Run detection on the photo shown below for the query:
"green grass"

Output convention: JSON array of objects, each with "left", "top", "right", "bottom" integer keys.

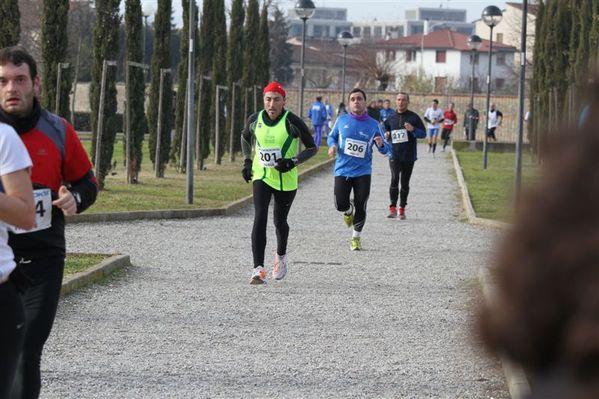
[
  {"left": 85, "top": 138, "right": 330, "bottom": 213},
  {"left": 64, "top": 253, "right": 111, "bottom": 277},
  {"left": 455, "top": 149, "right": 540, "bottom": 221}
]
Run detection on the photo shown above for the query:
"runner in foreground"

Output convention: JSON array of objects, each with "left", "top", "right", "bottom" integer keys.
[{"left": 241, "top": 82, "right": 317, "bottom": 284}]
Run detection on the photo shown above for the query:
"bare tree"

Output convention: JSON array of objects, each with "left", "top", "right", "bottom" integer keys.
[{"left": 351, "top": 44, "right": 395, "bottom": 91}]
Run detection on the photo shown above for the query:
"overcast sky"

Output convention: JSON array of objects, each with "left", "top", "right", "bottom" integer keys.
[{"left": 139, "top": 0, "right": 512, "bottom": 27}]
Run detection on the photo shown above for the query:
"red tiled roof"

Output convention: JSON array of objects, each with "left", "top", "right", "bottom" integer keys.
[{"left": 376, "top": 30, "right": 516, "bottom": 52}]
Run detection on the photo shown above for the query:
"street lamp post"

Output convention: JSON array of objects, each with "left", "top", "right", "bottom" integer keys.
[
  {"left": 467, "top": 34, "right": 482, "bottom": 142},
  {"left": 338, "top": 31, "right": 353, "bottom": 104},
  {"left": 294, "top": 0, "right": 315, "bottom": 119},
  {"left": 481, "top": 5, "right": 503, "bottom": 169}
]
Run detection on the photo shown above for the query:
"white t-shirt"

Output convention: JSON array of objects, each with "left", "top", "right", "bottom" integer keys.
[
  {"left": 0, "top": 123, "right": 32, "bottom": 282},
  {"left": 424, "top": 107, "right": 444, "bottom": 129}
]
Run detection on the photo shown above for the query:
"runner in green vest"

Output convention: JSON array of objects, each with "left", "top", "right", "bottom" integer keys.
[{"left": 241, "top": 82, "right": 317, "bottom": 284}]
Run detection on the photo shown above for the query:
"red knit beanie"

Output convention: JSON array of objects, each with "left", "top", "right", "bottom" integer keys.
[{"left": 263, "top": 81, "right": 286, "bottom": 98}]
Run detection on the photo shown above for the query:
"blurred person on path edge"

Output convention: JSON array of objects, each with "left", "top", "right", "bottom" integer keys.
[
  {"left": 308, "top": 96, "right": 328, "bottom": 147},
  {"left": 423, "top": 99, "right": 444, "bottom": 155},
  {"left": 379, "top": 99, "right": 394, "bottom": 123},
  {"left": 383, "top": 92, "right": 426, "bottom": 220},
  {"left": 241, "top": 82, "right": 317, "bottom": 284},
  {"left": 441, "top": 102, "right": 457, "bottom": 152},
  {"left": 327, "top": 88, "right": 389, "bottom": 251},
  {"left": 0, "top": 46, "right": 98, "bottom": 399},
  {"left": 478, "top": 76, "right": 599, "bottom": 399},
  {"left": 323, "top": 98, "right": 334, "bottom": 137},
  {"left": 0, "top": 122, "right": 35, "bottom": 399}
]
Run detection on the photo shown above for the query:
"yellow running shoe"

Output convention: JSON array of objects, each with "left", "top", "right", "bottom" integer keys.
[
  {"left": 343, "top": 212, "right": 353, "bottom": 228},
  {"left": 350, "top": 237, "right": 362, "bottom": 251}
]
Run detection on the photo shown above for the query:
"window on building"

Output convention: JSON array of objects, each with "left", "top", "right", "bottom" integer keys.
[
  {"left": 374, "top": 27, "right": 383, "bottom": 38},
  {"left": 495, "top": 78, "right": 505, "bottom": 90},
  {"left": 406, "top": 50, "right": 417, "bottom": 62},
  {"left": 496, "top": 53, "right": 506, "bottom": 66},
  {"left": 436, "top": 50, "right": 446, "bottom": 63},
  {"left": 496, "top": 33, "right": 504, "bottom": 43},
  {"left": 385, "top": 50, "right": 396, "bottom": 61},
  {"left": 435, "top": 77, "right": 447, "bottom": 93},
  {"left": 313, "top": 25, "right": 324, "bottom": 38},
  {"left": 363, "top": 27, "right": 371, "bottom": 38},
  {"left": 469, "top": 52, "right": 479, "bottom": 65},
  {"left": 352, "top": 26, "right": 361, "bottom": 37}
]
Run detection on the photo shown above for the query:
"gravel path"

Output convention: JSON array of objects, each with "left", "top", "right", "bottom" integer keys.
[{"left": 42, "top": 145, "right": 509, "bottom": 398}]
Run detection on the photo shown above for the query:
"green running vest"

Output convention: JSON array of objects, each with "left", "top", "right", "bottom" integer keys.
[{"left": 252, "top": 110, "right": 298, "bottom": 191}]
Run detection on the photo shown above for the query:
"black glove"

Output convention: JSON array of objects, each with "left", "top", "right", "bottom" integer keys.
[
  {"left": 274, "top": 158, "right": 295, "bottom": 173},
  {"left": 241, "top": 159, "right": 252, "bottom": 183}
]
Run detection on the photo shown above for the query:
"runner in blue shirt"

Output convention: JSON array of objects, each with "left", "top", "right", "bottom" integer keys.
[
  {"left": 308, "top": 96, "right": 328, "bottom": 147},
  {"left": 327, "top": 88, "right": 390, "bottom": 250},
  {"left": 379, "top": 99, "right": 395, "bottom": 122}
]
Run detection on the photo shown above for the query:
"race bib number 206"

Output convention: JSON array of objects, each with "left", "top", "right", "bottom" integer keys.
[{"left": 344, "top": 138, "right": 367, "bottom": 158}]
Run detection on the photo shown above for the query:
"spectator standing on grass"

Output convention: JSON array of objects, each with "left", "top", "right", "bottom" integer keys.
[
  {"left": 464, "top": 103, "right": 479, "bottom": 141},
  {"left": 0, "top": 46, "right": 98, "bottom": 399}
]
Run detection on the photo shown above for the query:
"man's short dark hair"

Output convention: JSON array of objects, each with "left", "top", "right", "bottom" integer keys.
[
  {"left": 397, "top": 91, "right": 410, "bottom": 102},
  {"left": 432, "top": 99, "right": 439, "bottom": 104},
  {"left": 349, "top": 88, "right": 366, "bottom": 101},
  {"left": 0, "top": 46, "right": 38, "bottom": 79},
  {"left": 316, "top": 96, "right": 322, "bottom": 102}
]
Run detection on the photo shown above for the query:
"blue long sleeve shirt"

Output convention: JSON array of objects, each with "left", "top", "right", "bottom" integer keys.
[
  {"left": 327, "top": 113, "right": 390, "bottom": 177},
  {"left": 309, "top": 101, "right": 328, "bottom": 126}
]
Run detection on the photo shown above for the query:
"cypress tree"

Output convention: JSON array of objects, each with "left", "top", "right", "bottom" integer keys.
[
  {"left": 196, "top": 0, "right": 215, "bottom": 168},
  {"left": 210, "top": 0, "right": 227, "bottom": 164},
  {"left": 125, "top": 0, "right": 146, "bottom": 182},
  {"left": 269, "top": 5, "right": 293, "bottom": 85},
  {"left": 257, "top": 2, "right": 271, "bottom": 87},
  {"left": 575, "top": 0, "right": 593, "bottom": 87},
  {"left": 567, "top": 0, "right": 581, "bottom": 85},
  {"left": 89, "top": 0, "right": 120, "bottom": 188},
  {"left": 0, "top": 0, "right": 20, "bottom": 48},
  {"left": 171, "top": 0, "right": 198, "bottom": 169},
  {"left": 242, "top": 0, "right": 260, "bottom": 114},
  {"left": 225, "top": 0, "right": 245, "bottom": 158},
  {"left": 41, "top": 0, "right": 70, "bottom": 117},
  {"left": 147, "top": 0, "right": 173, "bottom": 177},
  {"left": 530, "top": 0, "right": 546, "bottom": 151},
  {"left": 590, "top": 0, "right": 599, "bottom": 69},
  {"left": 554, "top": 0, "right": 572, "bottom": 113}
]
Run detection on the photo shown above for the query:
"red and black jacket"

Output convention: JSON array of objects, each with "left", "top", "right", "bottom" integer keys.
[{"left": 0, "top": 104, "right": 98, "bottom": 259}]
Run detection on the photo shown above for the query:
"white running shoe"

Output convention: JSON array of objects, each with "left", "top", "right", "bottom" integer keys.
[
  {"left": 273, "top": 254, "right": 288, "bottom": 281},
  {"left": 250, "top": 266, "right": 267, "bottom": 284}
]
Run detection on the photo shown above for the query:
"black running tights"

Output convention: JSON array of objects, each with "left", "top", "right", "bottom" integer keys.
[
  {"left": 0, "top": 280, "right": 25, "bottom": 399},
  {"left": 389, "top": 160, "right": 414, "bottom": 208},
  {"left": 252, "top": 180, "right": 297, "bottom": 267},
  {"left": 11, "top": 255, "right": 64, "bottom": 399},
  {"left": 334, "top": 175, "right": 371, "bottom": 232}
]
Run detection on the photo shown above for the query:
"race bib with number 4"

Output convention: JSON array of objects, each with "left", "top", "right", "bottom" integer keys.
[
  {"left": 344, "top": 138, "right": 367, "bottom": 158},
  {"left": 391, "top": 129, "right": 409, "bottom": 143},
  {"left": 9, "top": 188, "right": 52, "bottom": 234},
  {"left": 258, "top": 148, "right": 282, "bottom": 167}
]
